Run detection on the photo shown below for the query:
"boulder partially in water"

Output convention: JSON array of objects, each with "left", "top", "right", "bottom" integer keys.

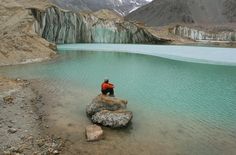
[
  {"left": 86, "top": 95, "right": 128, "bottom": 116},
  {"left": 91, "top": 110, "right": 133, "bottom": 128},
  {"left": 86, "top": 95, "right": 132, "bottom": 128}
]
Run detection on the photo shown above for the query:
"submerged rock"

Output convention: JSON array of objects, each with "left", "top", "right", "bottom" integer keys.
[
  {"left": 86, "top": 94, "right": 127, "bottom": 117},
  {"left": 86, "top": 95, "right": 133, "bottom": 128},
  {"left": 91, "top": 110, "right": 133, "bottom": 128},
  {"left": 85, "top": 124, "right": 104, "bottom": 142}
]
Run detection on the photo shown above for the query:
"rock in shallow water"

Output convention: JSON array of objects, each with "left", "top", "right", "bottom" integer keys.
[
  {"left": 86, "top": 95, "right": 133, "bottom": 128},
  {"left": 91, "top": 110, "right": 133, "bottom": 128},
  {"left": 85, "top": 124, "right": 104, "bottom": 142},
  {"left": 86, "top": 95, "right": 127, "bottom": 117}
]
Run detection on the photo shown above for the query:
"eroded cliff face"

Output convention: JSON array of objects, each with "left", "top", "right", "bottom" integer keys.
[
  {"left": 171, "top": 25, "right": 236, "bottom": 41},
  {"left": 31, "top": 6, "right": 169, "bottom": 44}
]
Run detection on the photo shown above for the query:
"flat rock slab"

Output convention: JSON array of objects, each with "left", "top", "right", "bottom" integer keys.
[
  {"left": 91, "top": 110, "right": 133, "bottom": 128},
  {"left": 86, "top": 95, "right": 127, "bottom": 116},
  {"left": 85, "top": 124, "right": 104, "bottom": 142}
]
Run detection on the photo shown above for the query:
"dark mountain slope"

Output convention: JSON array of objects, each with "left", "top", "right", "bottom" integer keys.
[
  {"left": 49, "top": 0, "right": 153, "bottom": 16},
  {"left": 126, "top": 0, "right": 236, "bottom": 26}
]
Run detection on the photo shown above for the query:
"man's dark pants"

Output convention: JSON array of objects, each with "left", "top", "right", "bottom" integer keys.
[{"left": 102, "top": 88, "right": 114, "bottom": 96}]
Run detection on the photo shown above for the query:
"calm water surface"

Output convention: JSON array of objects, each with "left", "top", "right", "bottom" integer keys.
[{"left": 0, "top": 45, "right": 236, "bottom": 155}]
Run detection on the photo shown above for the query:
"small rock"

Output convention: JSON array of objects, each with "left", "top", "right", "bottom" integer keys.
[
  {"left": 8, "top": 128, "right": 17, "bottom": 134},
  {"left": 26, "top": 136, "right": 33, "bottom": 141},
  {"left": 3, "top": 32, "right": 8, "bottom": 35},
  {"left": 37, "top": 140, "right": 44, "bottom": 148},
  {"left": 38, "top": 95, "right": 43, "bottom": 100},
  {"left": 48, "top": 148, "right": 54, "bottom": 153},
  {"left": 67, "top": 123, "right": 74, "bottom": 127},
  {"left": 51, "top": 142, "right": 57, "bottom": 149},
  {"left": 23, "top": 81, "right": 30, "bottom": 87},
  {"left": 85, "top": 124, "right": 104, "bottom": 142},
  {"left": 3, "top": 96, "right": 14, "bottom": 104},
  {"left": 15, "top": 78, "right": 21, "bottom": 82},
  {"left": 9, "top": 120, "right": 16, "bottom": 124},
  {"left": 3, "top": 151, "right": 10, "bottom": 155},
  {"left": 9, "top": 147, "right": 17, "bottom": 152},
  {"left": 20, "top": 135, "right": 25, "bottom": 139},
  {"left": 53, "top": 150, "right": 59, "bottom": 154}
]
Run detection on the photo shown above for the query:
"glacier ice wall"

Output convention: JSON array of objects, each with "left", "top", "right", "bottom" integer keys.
[{"left": 31, "top": 6, "right": 169, "bottom": 44}]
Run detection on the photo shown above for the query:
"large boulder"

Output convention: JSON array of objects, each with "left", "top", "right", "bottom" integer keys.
[
  {"left": 86, "top": 95, "right": 127, "bottom": 116},
  {"left": 91, "top": 110, "right": 133, "bottom": 128},
  {"left": 86, "top": 95, "right": 133, "bottom": 128}
]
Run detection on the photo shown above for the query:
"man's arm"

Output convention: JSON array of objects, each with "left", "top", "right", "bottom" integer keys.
[{"left": 108, "top": 83, "right": 114, "bottom": 88}]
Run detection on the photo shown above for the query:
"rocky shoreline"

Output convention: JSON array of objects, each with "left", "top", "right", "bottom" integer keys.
[
  {"left": 0, "top": 77, "right": 64, "bottom": 154},
  {"left": 0, "top": 76, "right": 135, "bottom": 154}
]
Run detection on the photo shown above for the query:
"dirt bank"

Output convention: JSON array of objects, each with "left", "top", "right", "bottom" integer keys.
[
  {"left": 0, "top": 0, "right": 56, "bottom": 67},
  {"left": 0, "top": 77, "right": 64, "bottom": 154},
  {"left": 147, "top": 24, "right": 236, "bottom": 47}
]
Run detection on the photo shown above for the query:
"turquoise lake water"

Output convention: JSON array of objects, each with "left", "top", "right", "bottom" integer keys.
[{"left": 0, "top": 44, "right": 236, "bottom": 155}]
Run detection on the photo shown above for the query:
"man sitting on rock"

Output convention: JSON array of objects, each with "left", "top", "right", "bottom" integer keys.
[{"left": 101, "top": 78, "right": 115, "bottom": 97}]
